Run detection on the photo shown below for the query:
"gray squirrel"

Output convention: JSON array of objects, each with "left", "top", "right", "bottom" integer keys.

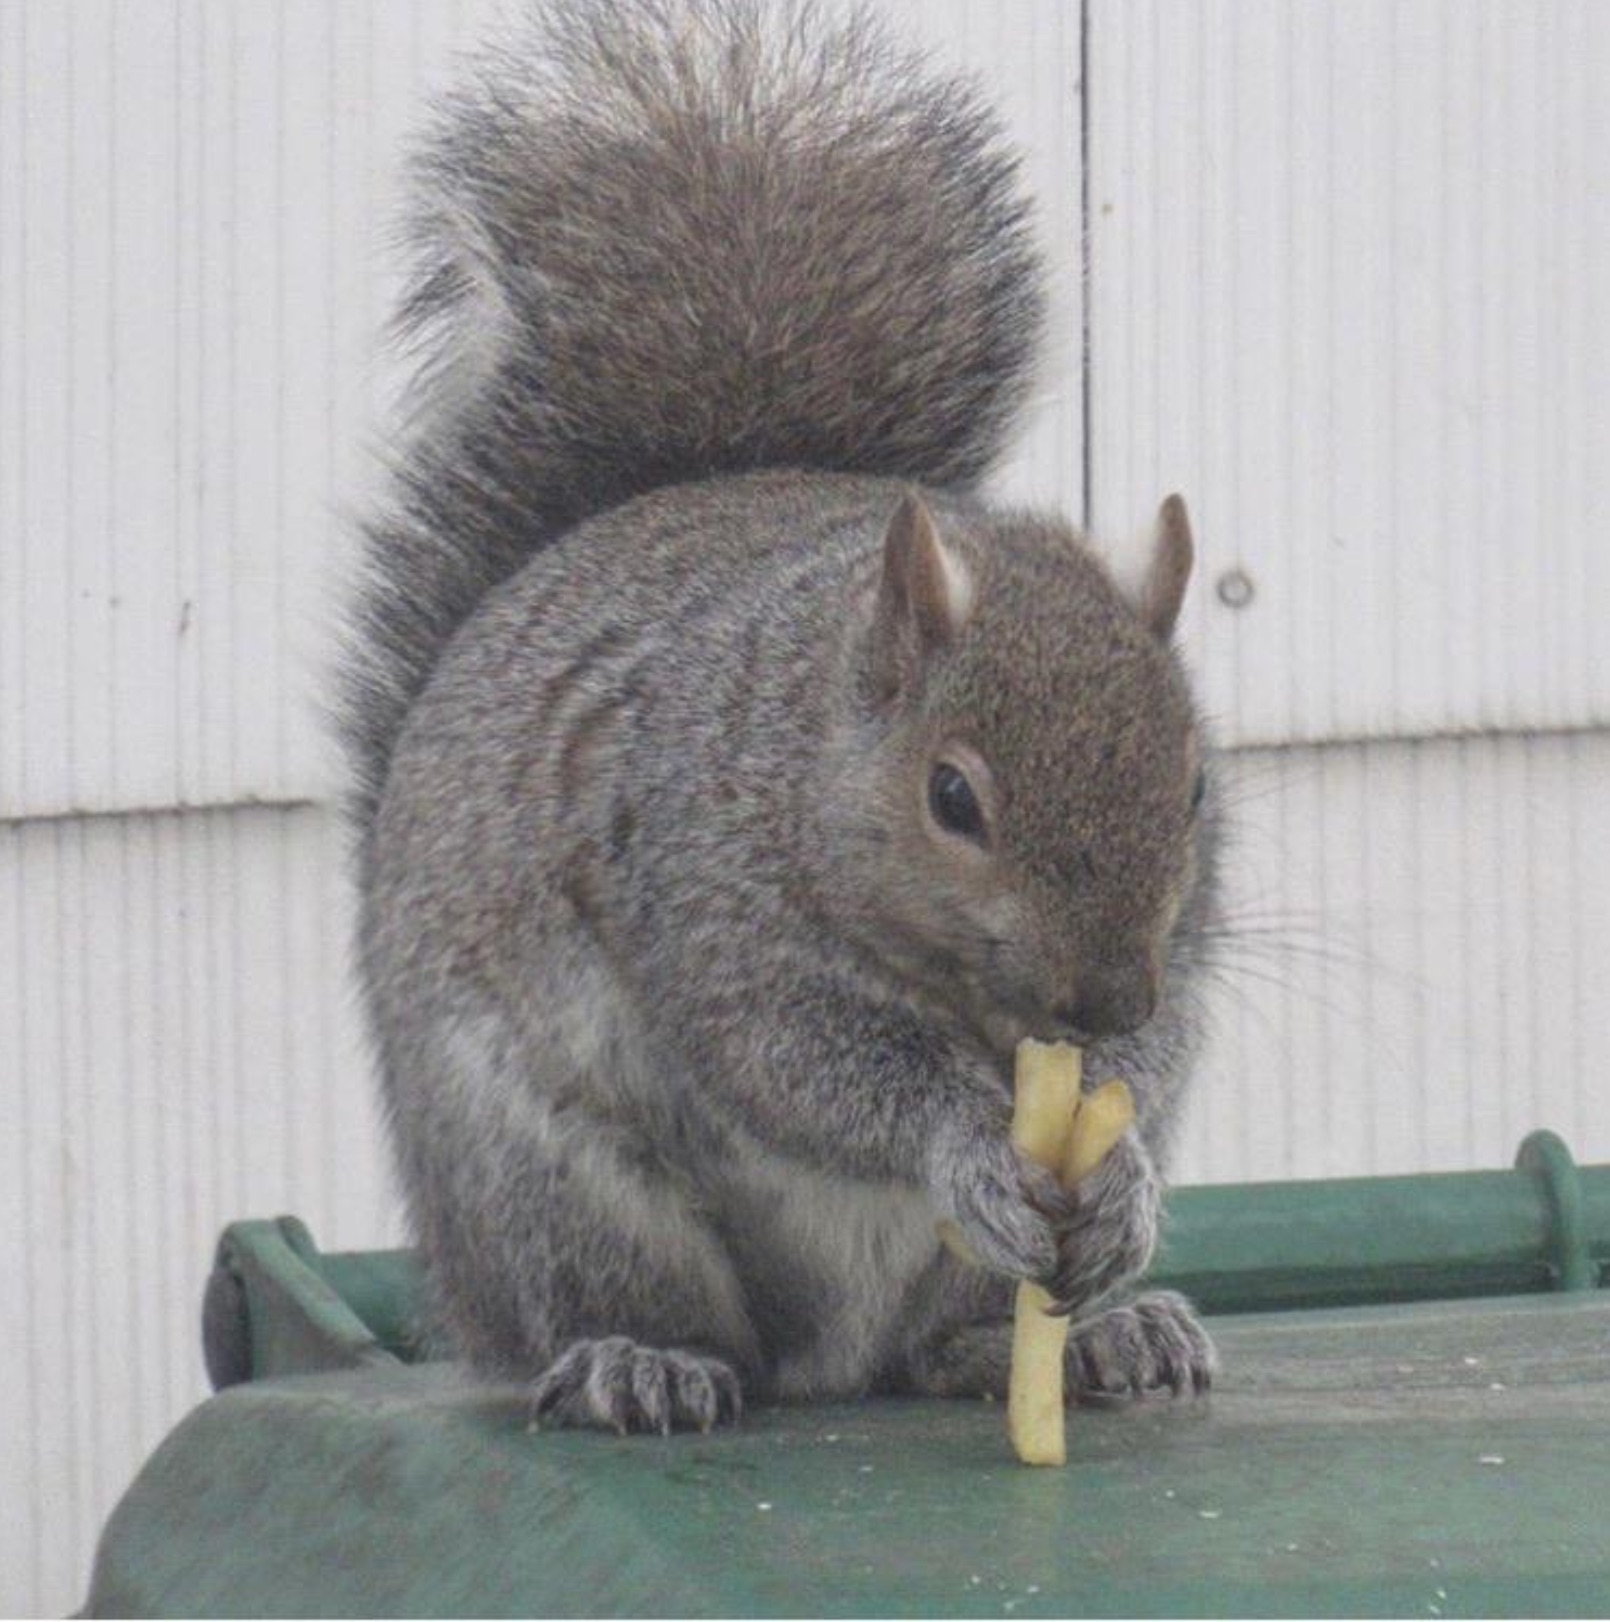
[{"left": 342, "top": 0, "right": 1224, "bottom": 1433}]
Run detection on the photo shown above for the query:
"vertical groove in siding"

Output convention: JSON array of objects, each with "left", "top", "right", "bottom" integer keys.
[
  {"left": 0, "top": 3, "right": 19, "bottom": 810},
  {"left": 1, "top": 818, "right": 39, "bottom": 1609},
  {"left": 273, "top": 5, "right": 288, "bottom": 795},
  {"left": 1566, "top": 735, "right": 1585, "bottom": 1149},
  {"left": 0, "top": 26, "right": 23, "bottom": 1589},
  {"left": 51, "top": 823, "right": 77, "bottom": 1586},
  {"left": 173, "top": 0, "right": 199, "bottom": 803},
  {"left": 224, "top": 0, "right": 244, "bottom": 800}
]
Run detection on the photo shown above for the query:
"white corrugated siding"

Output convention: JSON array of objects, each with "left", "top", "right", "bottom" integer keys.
[
  {"left": 0, "top": 0, "right": 1082, "bottom": 825},
  {"left": 2, "top": 2, "right": 1607, "bottom": 1616},
  {"left": 0, "top": 804, "right": 394, "bottom": 1614},
  {"left": 1179, "top": 730, "right": 1610, "bottom": 1185},
  {"left": 1087, "top": 0, "right": 1610, "bottom": 749},
  {"left": 0, "top": 0, "right": 503, "bottom": 819}
]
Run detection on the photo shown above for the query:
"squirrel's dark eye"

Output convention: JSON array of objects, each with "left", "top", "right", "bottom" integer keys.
[
  {"left": 929, "top": 762, "right": 986, "bottom": 843},
  {"left": 1190, "top": 768, "right": 1207, "bottom": 814}
]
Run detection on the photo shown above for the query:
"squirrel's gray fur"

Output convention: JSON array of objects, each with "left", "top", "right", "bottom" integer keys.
[{"left": 345, "top": 0, "right": 1224, "bottom": 1433}]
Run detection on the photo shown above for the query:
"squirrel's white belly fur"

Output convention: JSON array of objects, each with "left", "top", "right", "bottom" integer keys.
[
  {"left": 716, "top": 1140, "right": 942, "bottom": 1399},
  {"left": 438, "top": 965, "right": 942, "bottom": 1400}
]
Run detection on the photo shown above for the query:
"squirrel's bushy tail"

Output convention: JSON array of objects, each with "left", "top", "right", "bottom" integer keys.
[{"left": 342, "top": 0, "right": 1045, "bottom": 836}]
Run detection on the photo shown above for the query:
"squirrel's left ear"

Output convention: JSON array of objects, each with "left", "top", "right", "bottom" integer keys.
[
  {"left": 1125, "top": 494, "right": 1194, "bottom": 641},
  {"left": 868, "top": 491, "right": 973, "bottom": 703}
]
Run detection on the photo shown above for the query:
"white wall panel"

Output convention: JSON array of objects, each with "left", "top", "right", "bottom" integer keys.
[
  {"left": 0, "top": 0, "right": 1077, "bottom": 824},
  {"left": 0, "top": 804, "right": 397, "bottom": 1618},
  {"left": 1178, "top": 729, "right": 1610, "bottom": 1185},
  {"left": 0, "top": 0, "right": 501, "bottom": 821},
  {"left": 1087, "top": 0, "right": 1610, "bottom": 749}
]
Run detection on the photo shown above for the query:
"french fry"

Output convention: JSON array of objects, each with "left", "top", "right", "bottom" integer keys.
[
  {"left": 1006, "top": 1043, "right": 1135, "bottom": 1467},
  {"left": 1005, "top": 1040, "right": 1084, "bottom": 1465},
  {"left": 1061, "top": 1078, "right": 1135, "bottom": 1184}
]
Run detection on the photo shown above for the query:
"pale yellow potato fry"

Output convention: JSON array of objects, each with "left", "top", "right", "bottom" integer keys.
[
  {"left": 1062, "top": 1079, "right": 1136, "bottom": 1186},
  {"left": 1006, "top": 1040, "right": 1083, "bottom": 1466},
  {"left": 935, "top": 1050, "right": 1131, "bottom": 1270},
  {"left": 1006, "top": 1043, "right": 1135, "bottom": 1467},
  {"left": 1007, "top": 1279, "right": 1068, "bottom": 1464},
  {"left": 1010, "top": 1040, "right": 1086, "bottom": 1164}
]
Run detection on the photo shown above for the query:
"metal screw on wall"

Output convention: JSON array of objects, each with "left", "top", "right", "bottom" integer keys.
[{"left": 1216, "top": 568, "right": 1255, "bottom": 610}]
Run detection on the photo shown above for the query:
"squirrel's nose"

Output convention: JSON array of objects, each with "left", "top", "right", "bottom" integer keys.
[{"left": 1053, "top": 970, "right": 1158, "bottom": 1039}]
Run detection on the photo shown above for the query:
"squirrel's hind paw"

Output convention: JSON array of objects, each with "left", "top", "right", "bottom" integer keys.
[
  {"left": 531, "top": 1337, "right": 743, "bottom": 1435},
  {"left": 1069, "top": 1290, "right": 1217, "bottom": 1401}
]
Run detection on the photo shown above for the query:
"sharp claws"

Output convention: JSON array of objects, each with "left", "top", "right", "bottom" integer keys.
[{"left": 531, "top": 1342, "right": 743, "bottom": 1435}]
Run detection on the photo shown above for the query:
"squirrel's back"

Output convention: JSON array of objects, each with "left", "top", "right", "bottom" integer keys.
[{"left": 341, "top": 0, "right": 1046, "bottom": 848}]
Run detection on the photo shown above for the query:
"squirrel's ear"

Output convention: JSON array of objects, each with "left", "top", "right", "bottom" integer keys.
[
  {"left": 1128, "top": 493, "right": 1194, "bottom": 641},
  {"left": 869, "top": 492, "right": 972, "bottom": 702}
]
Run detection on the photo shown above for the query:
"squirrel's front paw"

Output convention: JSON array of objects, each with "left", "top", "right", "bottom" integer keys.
[
  {"left": 1047, "top": 1130, "right": 1160, "bottom": 1315},
  {"left": 531, "top": 1337, "right": 743, "bottom": 1435},
  {"left": 1069, "top": 1290, "right": 1217, "bottom": 1399},
  {"left": 934, "top": 1130, "right": 1073, "bottom": 1282}
]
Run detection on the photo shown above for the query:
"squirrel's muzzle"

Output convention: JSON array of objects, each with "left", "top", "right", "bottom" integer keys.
[{"left": 1052, "top": 966, "right": 1159, "bottom": 1039}]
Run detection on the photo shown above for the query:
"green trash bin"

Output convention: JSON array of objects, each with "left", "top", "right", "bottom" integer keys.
[{"left": 84, "top": 1131, "right": 1610, "bottom": 1617}]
